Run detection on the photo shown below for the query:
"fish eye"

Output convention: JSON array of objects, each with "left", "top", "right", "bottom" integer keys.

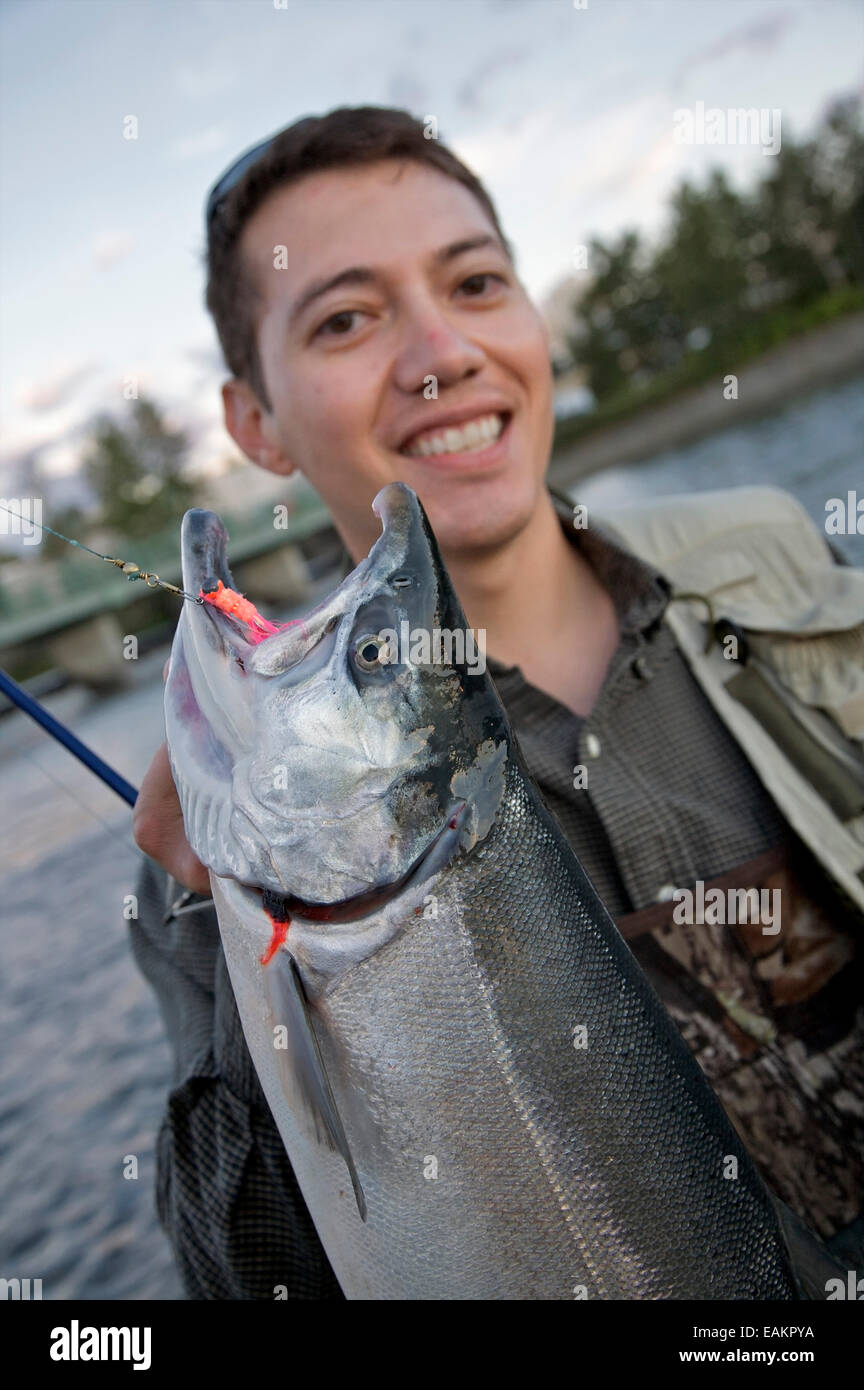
[{"left": 354, "top": 634, "right": 390, "bottom": 671}]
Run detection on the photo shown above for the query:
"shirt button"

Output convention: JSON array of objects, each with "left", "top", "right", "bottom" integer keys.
[
  {"left": 633, "top": 655, "right": 652, "bottom": 679},
  {"left": 656, "top": 883, "right": 677, "bottom": 902},
  {"left": 585, "top": 733, "right": 602, "bottom": 759}
]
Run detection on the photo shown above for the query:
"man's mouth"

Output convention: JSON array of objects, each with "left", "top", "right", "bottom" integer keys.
[{"left": 399, "top": 411, "right": 511, "bottom": 458}]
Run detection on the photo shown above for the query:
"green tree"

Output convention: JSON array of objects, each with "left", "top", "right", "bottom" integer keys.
[
  {"left": 569, "top": 230, "right": 682, "bottom": 399},
  {"left": 39, "top": 504, "right": 90, "bottom": 560},
  {"left": 567, "top": 98, "right": 864, "bottom": 404},
  {"left": 82, "top": 396, "right": 198, "bottom": 541},
  {"left": 655, "top": 168, "right": 757, "bottom": 345},
  {"left": 758, "top": 97, "right": 864, "bottom": 298},
  {"left": 820, "top": 97, "right": 864, "bottom": 284}
]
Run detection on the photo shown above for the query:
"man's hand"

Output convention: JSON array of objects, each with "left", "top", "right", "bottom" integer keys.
[{"left": 133, "top": 660, "right": 211, "bottom": 897}]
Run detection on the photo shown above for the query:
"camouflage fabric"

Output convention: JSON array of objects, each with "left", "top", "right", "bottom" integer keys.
[{"left": 628, "top": 853, "right": 863, "bottom": 1240}]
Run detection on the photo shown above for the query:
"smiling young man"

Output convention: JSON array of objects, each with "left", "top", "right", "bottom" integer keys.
[
  {"left": 132, "top": 107, "right": 864, "bottom": 1300},
  {"left": 217, "top": 148, "right": 620, "bottom": 722}
]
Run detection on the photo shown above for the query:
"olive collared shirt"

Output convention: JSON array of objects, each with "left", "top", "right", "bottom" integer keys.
[
  {"left": 488, "top": 494, "right": 790, "bottom": 915},
  {"left": 130, "top": 489, "right": 864, "bottom": 1300}
]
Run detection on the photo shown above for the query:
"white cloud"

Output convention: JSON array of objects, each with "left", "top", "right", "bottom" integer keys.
[
  {"left": 456, "top": 94, "right": 677, "bottom": 298},
  {"left": 166, "top": 125, "right": 230, "bottom": 162},
  {"left": 677, "top": 8, "right": 797, "bottom": 82},
  {"left": 92, "top": 231, "right": 135, "bottom": 271},
  {"left": 456, "top": 46, "right": 528, "bottom": 112},
  {"left": 38, "top": 439, "right": 82, "bottom": 479},
  {"left": 173, "top": 59, "right": 236, "bottom": 102},
  {"left": 15, "top": 363, "right": 98, "bottom": 414},
  {"left": 0, "top": 425, "right": 58, "bottom": 472}
]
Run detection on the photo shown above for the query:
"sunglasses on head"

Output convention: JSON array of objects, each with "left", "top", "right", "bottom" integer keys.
[{"left": 205, "top": 130, "right": 280, "bottom": 234}]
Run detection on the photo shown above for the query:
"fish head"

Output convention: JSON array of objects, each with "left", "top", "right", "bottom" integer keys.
[{"left": 165, "top": 482, "right": 509, "bottom": 908}]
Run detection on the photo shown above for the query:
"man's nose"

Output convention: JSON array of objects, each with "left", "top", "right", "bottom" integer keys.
[{"left": 392, "top": 299, "right": 486, "bottom": 391}]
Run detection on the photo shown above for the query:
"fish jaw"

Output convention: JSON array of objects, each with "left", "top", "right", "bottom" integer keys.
[
  {"left": 165, "top": 483, "right": 509, "bottom": 902},
  {"left": 213, "top": 796, "right": 468, "bottom": 994}
]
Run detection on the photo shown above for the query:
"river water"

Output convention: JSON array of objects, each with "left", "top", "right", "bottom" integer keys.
[
  {"left": 571, "top": 373, "right": 864, "bottom": 566},
  {"left": 1, "top": 374, "right": 861, "bottom": 1300}
]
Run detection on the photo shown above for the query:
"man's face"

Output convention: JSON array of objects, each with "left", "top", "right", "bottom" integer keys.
[{"left": 225, "top": 158, "right": 555, "bottom": 560}]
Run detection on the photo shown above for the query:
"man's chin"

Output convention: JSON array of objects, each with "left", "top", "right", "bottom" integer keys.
[{"left": 409, "top": 467, "right": 541, "bottom": 558}]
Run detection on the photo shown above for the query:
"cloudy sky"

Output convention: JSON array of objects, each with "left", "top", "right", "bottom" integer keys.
[{"left": 1, "top": 0, "right": 861, "bottom": 497}]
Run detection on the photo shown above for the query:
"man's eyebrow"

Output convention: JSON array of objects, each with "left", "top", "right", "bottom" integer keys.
[
  {"left": 436, "top": 234, "right": 504, "bottom": 263},
  {"left": 287, "top": 234, "right": 507, "bottom": 329}
]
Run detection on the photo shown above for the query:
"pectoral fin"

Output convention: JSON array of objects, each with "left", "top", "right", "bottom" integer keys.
[{"left": 264, "top": 950, "right": 367, "bottom": 1222}]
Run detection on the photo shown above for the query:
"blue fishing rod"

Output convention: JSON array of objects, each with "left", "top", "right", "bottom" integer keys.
[{"left": 0, "top": 666, "right": 139, "bottom": 807}]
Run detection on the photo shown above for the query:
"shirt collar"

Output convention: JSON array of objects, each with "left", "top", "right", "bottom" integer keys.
[
  {"left": 483, "top": 489, "right": 671, "bottom": 681},
  {"left": 332, "top": 486, "right": 672, "bottom": 654},
  {"left": 547, "top": 487, "right": 671, "bottom": 636}
]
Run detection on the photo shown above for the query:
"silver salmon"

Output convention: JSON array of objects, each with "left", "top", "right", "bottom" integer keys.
[{"left": 164, "top": 481, "right": 802, "bottom": 1300}]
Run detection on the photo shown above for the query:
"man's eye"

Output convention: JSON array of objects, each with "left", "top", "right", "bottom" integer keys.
[
  {"left": 458, "top": 273, "right": 505, "bottom": 297},
  {"left": 316, "top": 309, "right": 364, "bottom": 338}
]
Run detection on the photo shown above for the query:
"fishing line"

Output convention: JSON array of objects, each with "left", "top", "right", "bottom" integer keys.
[
  {"left": 0, "top": 667, "right": 138, "bottom": 805},
  {"left": 0, "top": 502, "right": 198, "bottom": 804},
  {"left": 22, "top": 745, "right": 140, "bottom": 856},
  {"left": 0, "top": 503, "right": 203, "bottom": 802},
  {"left": 0, "top": 502, "right": 204, "bottom": 606}
]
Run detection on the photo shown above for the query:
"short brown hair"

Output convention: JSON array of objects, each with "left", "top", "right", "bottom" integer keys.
[{"left": 204, "top": 106, "right": 513, "bottom": 412}]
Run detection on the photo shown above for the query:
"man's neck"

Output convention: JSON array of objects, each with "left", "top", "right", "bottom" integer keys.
[{"left": 443, "top": 491, "right": 621, "bottom": 718}]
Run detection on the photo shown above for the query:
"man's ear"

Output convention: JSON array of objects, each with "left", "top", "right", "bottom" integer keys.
[
  {"left": 257, "top": 445, "right": 296, "bottom": 477},
  {"left": 221, "top": 378, "right": 296, "bottom": 476}
]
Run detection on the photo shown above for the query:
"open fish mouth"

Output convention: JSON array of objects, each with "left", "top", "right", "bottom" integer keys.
[
  {"left": 181, "top": 482, "right": 427, "bottom": 674},
  {"left": 239, "top": 798, "right": 469, "bottom": 928},
  {"left": 168, "top": 479, "right": 507, "bottom": 902},
  {"left": 183, "top": 510, "right": 320, "bottom": 658}
]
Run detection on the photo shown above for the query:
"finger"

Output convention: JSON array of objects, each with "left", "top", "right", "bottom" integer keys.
[
  {"left": 134, "top": 744, "right": 210, "bottom": 896},
  {"left": 175, "top": 849, "right": 212, "bottom": 899}
]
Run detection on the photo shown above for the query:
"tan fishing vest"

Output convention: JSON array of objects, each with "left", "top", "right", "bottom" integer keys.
[{"left": 598, "top": 485, "right": 864, "bottom": 916}]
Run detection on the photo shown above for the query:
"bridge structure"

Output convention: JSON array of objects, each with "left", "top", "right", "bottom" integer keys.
[{"left": 0, "top": 497, "right": 335, "bottom": 691}]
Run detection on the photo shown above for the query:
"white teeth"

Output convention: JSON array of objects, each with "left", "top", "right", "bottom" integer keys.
[{"left": 402, "top": 412, "right": 506, "bottom": 457}]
